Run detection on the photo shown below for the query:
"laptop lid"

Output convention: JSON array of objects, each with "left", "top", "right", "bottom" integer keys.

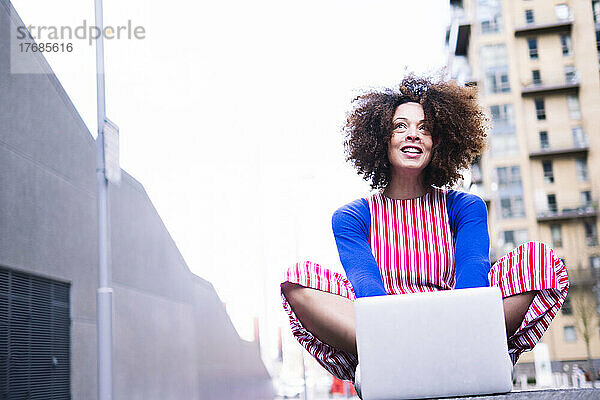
[{"left": 354, "top": 287, "right": 513, "bottom": 400}]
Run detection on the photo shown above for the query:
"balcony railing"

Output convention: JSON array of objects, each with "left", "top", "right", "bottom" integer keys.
[
  {"left": 567, "top": 267, "right": 598, "bottom": 286},
  {"left": 521, "top": 74, "right": 580, "bottom": 96},
  {"left": 514, "top": 17, "right": 573, "bottom": 36},
  {"left": 537, "top": 201, "right": 598, "bottom": 222}
]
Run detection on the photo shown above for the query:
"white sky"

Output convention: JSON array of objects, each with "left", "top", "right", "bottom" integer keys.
[{"left": 12, "top": 0, "right": 450, "bottom": 360}]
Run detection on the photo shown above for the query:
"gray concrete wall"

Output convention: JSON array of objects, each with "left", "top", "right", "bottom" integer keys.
[{"left": 0, "top": 0, "right": 272, "bottom": 398}]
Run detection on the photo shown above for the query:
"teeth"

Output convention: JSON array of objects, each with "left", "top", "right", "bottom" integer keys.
[{"left": 402, "top": 148, "right": 421, "bottom": 153}]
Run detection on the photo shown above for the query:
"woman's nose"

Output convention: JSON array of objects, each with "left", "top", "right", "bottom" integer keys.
[{"left": 405, "top": 131, "right": 421, "bottom": 142}]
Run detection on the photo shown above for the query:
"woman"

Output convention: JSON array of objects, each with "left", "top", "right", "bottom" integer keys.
[{"left": 280, "top": 75, "right": 569, "bottom": 385}]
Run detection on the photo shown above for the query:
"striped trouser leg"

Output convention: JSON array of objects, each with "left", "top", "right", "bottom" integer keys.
[
  {"left": 489, "top": 241, "right": 570, "bottom": 364},
  {"left": 281, "top": 260, "right": 358, "bottom": 381}
]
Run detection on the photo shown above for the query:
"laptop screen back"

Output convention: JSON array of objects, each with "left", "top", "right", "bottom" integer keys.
[{"left": 354, "top": 287, "right": 512, "bottom": 400}]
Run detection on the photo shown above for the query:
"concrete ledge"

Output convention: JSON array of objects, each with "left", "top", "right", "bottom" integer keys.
[{"left": 448, "top": 388, "right": 600, "bottom": 399}]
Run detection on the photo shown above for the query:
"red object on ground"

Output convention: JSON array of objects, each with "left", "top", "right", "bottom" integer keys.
[
  {"left": 330, "top": 376, "right": 357, "bottom": 395},
  {"left": 330, "top": 376, "right": 345, "bottom": 394}
]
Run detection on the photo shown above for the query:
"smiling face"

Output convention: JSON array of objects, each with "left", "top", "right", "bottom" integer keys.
[{"left": 387, "top": 102, "right": 433, "bottom": 179}]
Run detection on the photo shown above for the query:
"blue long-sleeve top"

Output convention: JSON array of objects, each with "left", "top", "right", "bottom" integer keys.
[{"left": 331, "top": 190, "right": 491, "bottom": 298}]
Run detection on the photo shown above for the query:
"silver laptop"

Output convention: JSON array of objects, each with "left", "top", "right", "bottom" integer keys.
[{"left": 354, "top": 287, "right": 513, "bottom": 400}]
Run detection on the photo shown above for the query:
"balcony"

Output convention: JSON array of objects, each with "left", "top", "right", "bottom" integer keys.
[
  {"left": 567, "top": 267, "right": 598, "bottom": 287},
  {"left": 521, "top": 75, "right": 580, "bottom": 97},
  {"left": 529, "top": 145, "right": 588, "bottom": 159},
  {"left": 537, "top": 201, "right": 598, "bottom": 222},
  {"left": 448, "top": 12, "right": 471, "bottom": 57},
  {"left": 448, "top": 16, "right": 471, "bottom": 56},
  {"left": 529, "top": 132, "right": 588, "bottom": 159},
  {"left": 514, "top": 18, "right": 573, "bottom": 37}
]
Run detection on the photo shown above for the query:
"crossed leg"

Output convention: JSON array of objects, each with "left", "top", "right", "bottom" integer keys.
[
  {"left": 281, "top": 281, "right": 536, "bottom": 355},
  {"left": 281, "top": 282, "right": 357, "bottom": 354}
]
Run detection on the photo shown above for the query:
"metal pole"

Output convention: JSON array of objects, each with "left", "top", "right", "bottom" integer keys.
[
  {"left": 293, "top": 217, "right": 308, "bottom": 400},
  {"left": 301, "top": 351, "right": 308, "bottom": 400},
  {"left": 94, "top": 0, "right": 113, "bottom": 398}
]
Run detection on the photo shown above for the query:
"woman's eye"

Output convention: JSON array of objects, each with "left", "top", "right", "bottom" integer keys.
[{"left": 395, "top": 123, "right": 406, "bottom": 130}]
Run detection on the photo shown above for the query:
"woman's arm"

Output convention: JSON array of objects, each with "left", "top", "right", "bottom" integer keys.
[
  {"left": 332, "top": 198, "right": 387, "bottom": 298},
  {"left": 446, "top": 190, "right": 492, "bottom": 289}
]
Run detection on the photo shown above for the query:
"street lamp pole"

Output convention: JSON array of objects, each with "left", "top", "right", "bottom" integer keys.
[{"left": 94, "top": 0, "right": 113, "bottom": 398}]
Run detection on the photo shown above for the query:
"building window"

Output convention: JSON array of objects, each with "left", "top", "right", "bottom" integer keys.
[
  {"left": 562, "top": 295, "right": 572, "bottom": 315},
  {"left": 581, "top": 191, "right": 592, "bottom": 207},
  {"left": 555, "top": 4, "right": 570, "bottom": 20},
  {"left": 480, "top": 44, "right": 509, "bottom": 69},
  {"left": 564, "top": 325, "right": 577, "bottom": 342},
  {"left": 502, "top": 229, "right": 528, "bottom": 249},
  {"left": 481, "top": 44, "right": 510, "bottom": 94},
  {"left": 547, "top": 194, "right": 558, "bottom": 213},
  {"left": 542, "top": 161, "right": 554, "bottom": 183},
  {"left": 525, "top": 9, "right": 535, "bottom": 24},
  {"left": 576, "top": 158, "right": 589, "bottom": 181},
  {"left": 532, "top": 69, "right": 541, "bottom": 85},
  {"left": 481, "top": 19, "right": 502, "bottom": 34},
  {"left": 515, "top": 229, "right": 528, "bottom": 245},
  {"left": 485, "top": 71, "right": 510, "bottom": 94},
  {"left": 591, "top": 255, "right": 600, "bottom": 269},
  {"left": 497, "top": 165, "right": 522, "bottom": 187},
  {"left": 500, "top": 197, "right": 525, "bottom": 218},
  {"left": 535, "top": 98, "right": 546, "bottom": 120},
  {"left": 528, "top": 38, "right": 538, "bottom": 59},
  {"left": 567, "top": 95, "right": 581, "bottom": 119},
  {"left": 497, "top": 166, "right": 525, "bottom": 219},
  {"left": 565, "top": 65, "right": 577, "bottom": 83},
  {"left": 560, "top": 34, "right": 572, "bottom": 56},
  {"left": 594, "top": 0, "right": 600, "bottom": 24},
  {"left": 585, "top": 220, "right": 598, "bottom": 246},
  {"left": 489, "top": 134, "right": 518, "bottom": 158},
  {"left": 539, "top": 131, "right": 549, "bottom": 149},
  {"left": 504, "top": 230, "right": 515, "bottom": 247},
  {"left": 489, "top": 104, "right": 518, "bottom": 157},
  {"left": 489, "top": 104, "right": 514, "bottom": 125},
  {"left": 551, "top": 224, "right": 563, "bottom": 247},
  {"left": 478, "top": 0, "right": 503, "bottom": 34},
  {"left": 572, "top": 126, "right": 587, "bottom": 147}
]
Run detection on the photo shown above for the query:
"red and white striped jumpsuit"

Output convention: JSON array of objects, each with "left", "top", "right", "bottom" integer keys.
[{"left": 281, "top": 189, "right": 569, "bottom": 381}]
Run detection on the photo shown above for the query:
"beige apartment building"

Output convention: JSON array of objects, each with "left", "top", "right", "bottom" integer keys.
[{"left": 448, "top": 0, "right": 600, "bottom": 379}]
